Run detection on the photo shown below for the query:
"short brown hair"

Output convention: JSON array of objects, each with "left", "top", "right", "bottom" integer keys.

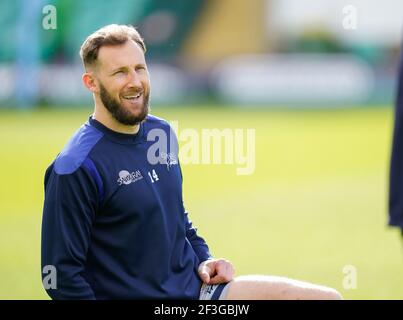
[{"left": 79, "top": 24, "right": 146, "bottom": 69}]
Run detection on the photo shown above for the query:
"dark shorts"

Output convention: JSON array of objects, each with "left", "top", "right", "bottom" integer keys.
[{"left": 199, "top": 282, "right": 231, "bottom": 300}]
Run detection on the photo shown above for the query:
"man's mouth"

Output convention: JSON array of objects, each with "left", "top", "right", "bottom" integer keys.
[{"left": 122, "top": 92, "right": 142, "bottom": 101}]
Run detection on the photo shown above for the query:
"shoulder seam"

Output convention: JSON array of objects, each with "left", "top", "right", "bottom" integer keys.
[{"left": 54, "top": 124, "right": 104, "bottom": 175}]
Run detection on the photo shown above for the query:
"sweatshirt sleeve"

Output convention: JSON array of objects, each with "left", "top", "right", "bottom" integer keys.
[
  {"left": 41, "top": 162, "right": 99, "bottom": 299},
  {"left": 171, "top": 122, "right": 213, "bottom": 263},
  {"left": 184, "top": 207, "right": 213, "bottom": 263}
]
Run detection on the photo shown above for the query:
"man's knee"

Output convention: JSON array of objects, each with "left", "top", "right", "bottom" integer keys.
[{"left": 322, "top": 288, "right": 343, "bottom": 300}]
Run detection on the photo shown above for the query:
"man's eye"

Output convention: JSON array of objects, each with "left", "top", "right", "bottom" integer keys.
[{"left": 114, "top": 70, "right": 124, "bottom": 75}]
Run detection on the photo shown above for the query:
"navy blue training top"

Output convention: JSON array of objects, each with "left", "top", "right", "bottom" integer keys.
[{"left": 41, "top": 115, "right": 212, "bottom": 299}]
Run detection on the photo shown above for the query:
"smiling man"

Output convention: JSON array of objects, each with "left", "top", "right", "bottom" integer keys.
[{"left": 41, "top": 24, "right": 342, "bottom": 300}]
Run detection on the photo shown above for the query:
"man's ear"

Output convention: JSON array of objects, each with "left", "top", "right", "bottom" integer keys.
[{"left": 82, "top": 72, "right": 99, "bottom": 94}]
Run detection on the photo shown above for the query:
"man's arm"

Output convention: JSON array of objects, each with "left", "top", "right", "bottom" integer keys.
[
  {"left": 183, "top": 208, "right": 237, "bottom": 284},
  {"left": 41, "top": 161, "right": 99, "bottom": 299},
  {"left": 173, "top": 126, "right": 230, "bottom": 281},
  {"left": 176, "top": 145, "right": 213, "bottom": 263},
  {"left": 184, "top": 208, "right": 213, "bottom": 263}
]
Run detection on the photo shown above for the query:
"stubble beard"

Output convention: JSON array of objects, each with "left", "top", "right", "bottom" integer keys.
[{"left": 99, "top": 82, "right": 150, "bottom": 126}]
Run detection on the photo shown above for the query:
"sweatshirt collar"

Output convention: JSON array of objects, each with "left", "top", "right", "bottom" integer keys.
[{"left": 88, "top": 116, "right": 145, "bottom": 145}]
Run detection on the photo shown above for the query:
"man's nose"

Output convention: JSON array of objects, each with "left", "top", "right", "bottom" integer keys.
[{"left": 127, "top": 70, "right": 142, "bottom": 88}]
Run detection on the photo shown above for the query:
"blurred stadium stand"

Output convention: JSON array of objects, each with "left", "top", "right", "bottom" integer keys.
[{"left": 0, "top": 0, "right": 401, "bottom": 108}]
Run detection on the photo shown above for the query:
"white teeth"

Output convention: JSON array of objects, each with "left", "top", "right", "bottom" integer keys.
[{"left": 123, "top": 93, "right": 141, "bottom": 99}]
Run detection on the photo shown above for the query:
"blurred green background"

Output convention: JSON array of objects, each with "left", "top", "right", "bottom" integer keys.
[{"left": 0, "top": 105, "right": 402, "bottom": 299}]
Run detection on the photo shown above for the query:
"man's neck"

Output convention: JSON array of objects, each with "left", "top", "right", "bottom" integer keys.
[{"left": 93, "top": 103, "right": 140, "bottom": 135}]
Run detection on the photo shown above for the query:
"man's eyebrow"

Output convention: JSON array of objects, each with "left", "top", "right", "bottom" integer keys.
[
  {"left": 110, "top": 66, "right": 126, "bottom": 73},
  {"left": 110, "top": 64, "right": 146, "bottom": 73}
]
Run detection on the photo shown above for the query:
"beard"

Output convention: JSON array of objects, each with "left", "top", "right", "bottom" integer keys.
[{"left": 99, "top": 82, "right": 150, "bottom": 126}]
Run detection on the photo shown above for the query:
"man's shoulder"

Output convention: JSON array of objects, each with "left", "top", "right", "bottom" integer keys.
[
  {"left": 144, "top": 114, "right": 171, "bottom": 130},
  {"left": 53, "top": 122, "right": 104, "bottom": 175}
]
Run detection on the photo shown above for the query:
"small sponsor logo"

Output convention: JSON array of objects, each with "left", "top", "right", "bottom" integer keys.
[
  {"left": 206, "top": 285, "right": 214, "bottom": 294},
  {"left": 117, "top": 170, "right": 143, "bottom": 186},
  {"left": 161, "top": 152, "right": 178, "bottom": 171}
]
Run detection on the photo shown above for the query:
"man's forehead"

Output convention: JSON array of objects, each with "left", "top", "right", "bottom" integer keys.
[{"left": 97, "top": 40, "right": 146, "bottom": 70}]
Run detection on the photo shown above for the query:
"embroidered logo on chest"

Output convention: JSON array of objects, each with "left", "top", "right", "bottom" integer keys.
[
  {"left": 160, "top": 152, "right": 178, "bottom": 171},
  {"left": 117, "top": 170, "right": 143, "bottom": 186}
]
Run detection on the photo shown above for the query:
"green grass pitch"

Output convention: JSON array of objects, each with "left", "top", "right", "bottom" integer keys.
[{"left": 0, "top": 105, "right": 402, "bottom": 299}]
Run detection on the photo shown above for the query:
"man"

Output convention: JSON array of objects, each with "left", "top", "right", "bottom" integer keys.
[
  {"left": 389, "top": 46, "right": 403, "bottom": 239},
  {"left": 41, "top": 24, "right": 342, "bottom": 300}
]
